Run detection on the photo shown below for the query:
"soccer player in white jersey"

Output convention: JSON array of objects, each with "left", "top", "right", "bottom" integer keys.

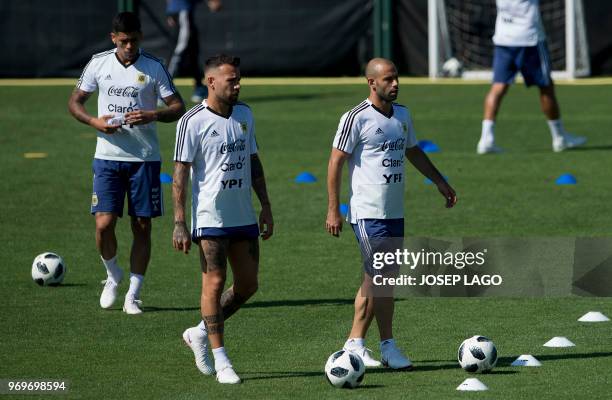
[
  {"left": 326, "top": 58, "right": 457, "bottom": 370},
  {"left": 68, "top": 12, "right": 185, "bottom": 314},
  {"left": 477, "top": 0, "right": 586, "bottom": 154},
  {"left": 172, "top": 55, "right": 273, "bottom": 384}
]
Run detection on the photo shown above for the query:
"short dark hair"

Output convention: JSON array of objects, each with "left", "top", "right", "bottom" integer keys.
[
  {"left": 204, "top": 54, "right": 240, "bottom": 74},
  {"left": 112, "top": 12, "right": 141, "bottom": 33}
]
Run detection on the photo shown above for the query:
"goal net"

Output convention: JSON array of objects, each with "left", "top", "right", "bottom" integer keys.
[{"left": 428, "top": 0, "right": 590, "bottom": 79}]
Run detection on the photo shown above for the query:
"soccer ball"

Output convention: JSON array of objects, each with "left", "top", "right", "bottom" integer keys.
[
  {"left": 31, "top": 252, "right": 66, "bottom": 286},
  {"left": 324, "top": 350, "right": 365, "bottom": 389},
  {"left": 458, "top": 335, "right": 498, "bottom": 373},
  {"left": 442, "top": 57, "right": 463, "bottom": 77}
]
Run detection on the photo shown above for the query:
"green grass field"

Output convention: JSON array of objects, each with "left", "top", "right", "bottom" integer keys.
[{"left": 1, "top": 82, "right": 611, "bottom": 399}]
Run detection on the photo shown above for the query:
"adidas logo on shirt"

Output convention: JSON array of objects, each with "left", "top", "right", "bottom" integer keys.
[
  {"left": 375, "top": 128, "right": 385, "bottom": 135},
  {"left": 105, "top": 74, "right": 112, "bottom": 80},
  {"left": 210, "top": 130, "right": 220, "bottom": 137}
]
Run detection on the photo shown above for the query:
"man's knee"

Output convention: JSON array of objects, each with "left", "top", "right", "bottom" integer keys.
[
  {"left": 235, "top": 277, "right": 258, "bottom": 299},
  {"left": 95, "top": 213, "right": 117, "bottom": 235},
  {"left": 131, "top": 217, "right": 151, "bottom": 237}
]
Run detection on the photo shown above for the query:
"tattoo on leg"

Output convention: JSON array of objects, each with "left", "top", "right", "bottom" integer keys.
[
  {"left": 202, "top": 238, "right": 229, "bottom": 272},
  {"left": 247, "top": 239, "right": 259, "bottom": 262},
  {"left": 221, "top": 288, "right": 248, "bottom": 320},
  {"left": 203, "top": 313, "right": 224, "bottom": 335}
]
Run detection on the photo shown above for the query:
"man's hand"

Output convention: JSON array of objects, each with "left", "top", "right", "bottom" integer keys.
[
  {"left": 125, "top": 110, "right": 157, "bottom": 125},
  {"left": 90, "top": 115, "right": 121, "bottom": 134},
  {"left": 172, "top": 221, "right": 191, "bottom": 254},
  {"left": 208, "top": 0, "right": 222, "bottom": 12},
  {"left": 437, "top": 181, "right": 457, "bottom": 208},
  {"left": 326, "top": 209, "right": 343, "bottom": 237},
  {"left": 259, "top": 205, "right": 274, "bottom": 240}
]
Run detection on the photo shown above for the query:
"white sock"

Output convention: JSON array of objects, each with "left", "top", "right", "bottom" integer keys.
[
  {"left": 197, "top": 320, "right": 208, "bottom": 335},
  {"left": 344, "top": 338, "right": 365, "bottom": 350},
  {"left": 126, "top": 273, "right": 144, "bottom": 299},
  {"left": 380, "top": 338, "right": 396, "bottom": 350},
  {"left": 547, "top": 119, "right": 565, "bottom": 141},
  {"left": 212, "top": 347, "right": 231, "bottom": 370},
  {"left": 101, "top": 255, "right": 122, "bottom": 282},
  {"left": 480, "top": 120, "right": 495, "bottom": 144}
]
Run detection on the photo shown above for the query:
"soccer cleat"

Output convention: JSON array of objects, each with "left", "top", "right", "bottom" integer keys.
[
  {"left": 553, "top": 133, "right": 587, "bottom": 152},
  {"left": 190, "top": 86, "right": 208, "bottom": 103},
  {"left": 182, "top": 327, "right": 215, "bottom": 375},
  {"left": 122, "top": 296, "right": 143, "bottom": 315},
  {"left": 344, "top": 346, "right": 382, "bottom": 368},
  {"left": 216, "top": 365, "right": 241, "bottom": 384},
  {"left": 381, "top": 342, "right": 413, "bottom": 370},
  {"left": 476, "top": 140, "right": 503, "bottom": 155},
  {"left": 99, "top": 270, "right": 123, "bottom": 309}
]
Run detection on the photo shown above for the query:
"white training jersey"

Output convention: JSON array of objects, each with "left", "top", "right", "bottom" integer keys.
[
  {"left": 76, "top": 48, "right": 177, "bottom": 161},
  {"left": 493, "top": 0, "right": 545, "bottom": 47},
  {"left": 174, "top": 102, "right": 258, "bottom": 229},
  {"left": 333, "top": 99, "right": 418, "bottom": 224}
]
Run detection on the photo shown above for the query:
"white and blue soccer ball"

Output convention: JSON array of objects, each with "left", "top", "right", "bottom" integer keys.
[
  {"left": 442, "top": 57, "right": 463, "bottom": 78},
  {"left": 31, "top": 252, "right": 65, "bottom": 286},
  {"left": 324, "top": 350, "right": 365, "bottom": 389},
  {"left": 458, "top": 335, "right": 498, "bottom": 373}
]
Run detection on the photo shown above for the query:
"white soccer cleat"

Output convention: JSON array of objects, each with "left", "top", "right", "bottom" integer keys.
[
  {"left": 122, "top": 296, "right": 143, "bottom": 315},
  {"left": 477, "top": 140, "right": 503, "bottom": 155},
  {"left": 381, "top": 342, "right": 413, "bottom": 370},
  {"left": 99, "top": 270, "right": 123, "bottom": 309},
  {"left": 553, "top": 133, "right": 587, "bottom": 152},
  {"left": 345, "top": 346, "right": 382, "bottom": 368},
  {"left": 216, "top": 365, "right": 241, "bottom": 384},
  {"left": 182, "top": 327, "right": 215, "bottom": 375}
]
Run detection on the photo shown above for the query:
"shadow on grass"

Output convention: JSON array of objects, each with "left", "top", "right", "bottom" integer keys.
[
  {"left": 55, "top": 283, "right": 87, "bottom": 287},
  {"left": 144, "top": 297, "right": 407, "bottom": 312},
  {"left": 497, "top": 351, "right": 612, "bottom": 365},
  {"left": 567, "top": 145, "right": 612, "bottom": 151}
]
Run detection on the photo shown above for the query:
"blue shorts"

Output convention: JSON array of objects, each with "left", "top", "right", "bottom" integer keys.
[
  {"left": 351, "top": 219, "right": 404, "bottom": 277},
  {"left": 91, "top": 159, "right": 163, "bottom": 218},
  {"left": 493, "top": 43, "right": 552, "bottom": 87},
  {"left": 192, "top": 224, "right": 259, "bottom": 242}
]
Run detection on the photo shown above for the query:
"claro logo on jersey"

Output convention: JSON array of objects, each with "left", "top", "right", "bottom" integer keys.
[
  {"left": 220, "top": 139, "right": 246, "bottom": 154},
  {"left": 379, "top": 138, "right": 405, "bottom": 152},
  {"left": 107, "top": 86, "right": 140, "bottom": 98},
  {"left": 108, "top": 100, "right": 139, "bottom": 113}
]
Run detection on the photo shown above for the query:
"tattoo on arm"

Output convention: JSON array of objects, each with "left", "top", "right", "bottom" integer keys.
[
  {"left": 250, "top": 154, "right": 270, "bottom": 207},
  {"left": 203, "top": 313, "right": 224, "bottom": 335},
  {"left": 220, "top": 288, "right": 248, "bottom": 321},
  {"left": 172, "top": 162, "right": 191, "bottom": 225}
]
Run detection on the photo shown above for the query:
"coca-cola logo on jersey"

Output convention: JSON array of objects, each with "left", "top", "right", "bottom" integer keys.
[
  {"left": 107, "top": 86, "right": 140, "bottom": 98},
  {"left": 380, "top": 138, "right": 405, "bottom": 152},
  {"left": 220, "top": 139, "right": 246, "bottom": 154}
]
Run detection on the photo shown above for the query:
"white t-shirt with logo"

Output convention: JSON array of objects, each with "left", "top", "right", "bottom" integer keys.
[
  {"left": 174, "top": 102, "right": 258, "bottom": 228},
  {"left": 493, "top": 0, "right": 545, "bottom": 47},
  {"left": 333, "top": 99, "right": 418, "bottom": 224},
  {"left": 77, "top": 48, "right": 176, "bottom": 161}
]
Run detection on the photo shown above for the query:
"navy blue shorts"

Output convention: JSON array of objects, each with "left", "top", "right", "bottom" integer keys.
[
  {"left": 91, "top": 159, "right": 163, "bottom": 218},
  {"left": 493, "top": 43, "right": 552, "bottom": 87},
  {"left": 351, "top": 219, "right": 404, "bottom": 277},
  {"left": 192, "top": 224, "right": 259, "bottom": 242}
]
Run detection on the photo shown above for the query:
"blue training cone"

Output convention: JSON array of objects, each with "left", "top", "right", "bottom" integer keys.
[
  {"left": 160, "top": 173, "right": 173, "bottom": 184},
  {"left": 295, "top": 171, "right": 317, "bottom": 183},
  {"left": 555, "top": 173, "right": 577, "bottom": 185},
  {"left": 418, "top": 139, "right": 440, "bottom": 153},
  {"left": 339, "top": 204, "right": 349, "bottom": 216}
]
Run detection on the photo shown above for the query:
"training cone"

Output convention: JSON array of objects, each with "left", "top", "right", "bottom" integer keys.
[
  {"left": 511, "top": 354, "right": 542, "bottom": 367},
  {"left": 417, "top": 139, "right": 440, "bottom": 153},
  {"left": 295, "top": 172, "right": 317, "bottom": 183},
  {"left": 456, "top": 378, "right": 488, "bottom": 391},
  {"left": 578, "top": 311, "right": 610, "bottom": 322},
  {"left": 339, "top": 204, "right": 349, "bottom": 216},
  {"left": 160, "top": 173, "right": 172, "bottom": 184},
  {"left": 555, "top": 173, "right": 577, "bottom": 185},
  {"left": 543, "top": 337, "right": 575, "bottom": 347}
]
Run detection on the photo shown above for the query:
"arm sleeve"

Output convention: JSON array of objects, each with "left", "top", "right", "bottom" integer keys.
[
  {"left": 174, "top": 115, "right": 199, "bottom": 162},
  {"left": 76, "top": 57, "right": 98, "bottom": 93},
  {"left": 332, "top": 111, "right": 360, "bottom": 154},
  {"left": 249, "top": 115, "right": 258, "bottom": 155},
  {"left": 156, "top": 63, "right": 177, "bottom": 99}
]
